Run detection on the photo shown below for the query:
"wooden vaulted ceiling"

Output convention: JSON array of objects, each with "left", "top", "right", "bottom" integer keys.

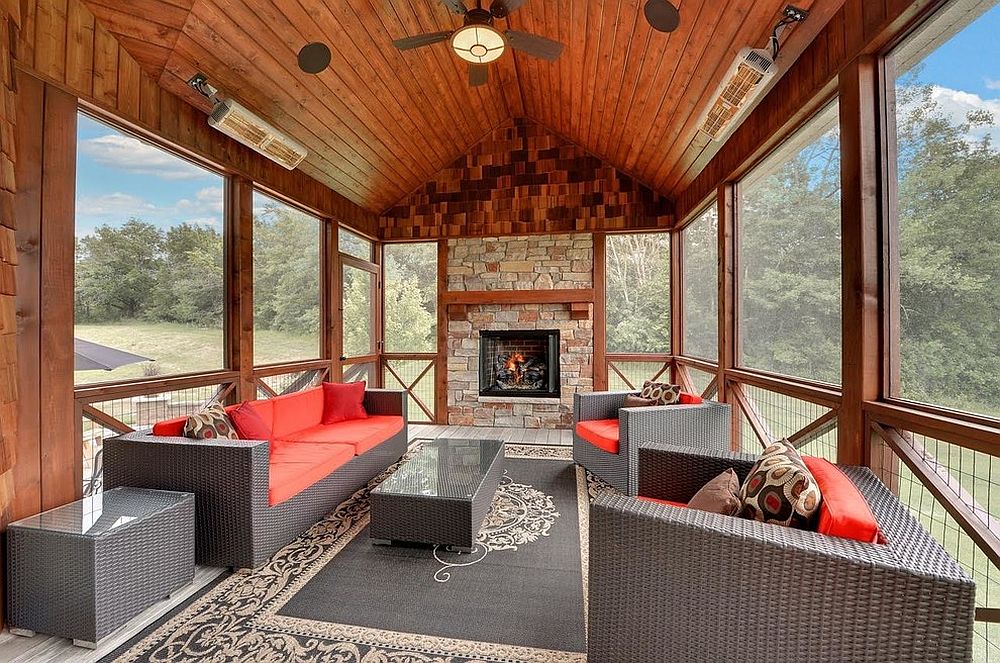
[{"left": 82, "top": 0, "right": 844, "bottom": 214}]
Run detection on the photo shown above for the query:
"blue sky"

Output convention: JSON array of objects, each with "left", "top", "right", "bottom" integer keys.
[
  {"left": 75, "top": 114, "right": 225, "bottom": 238},
  {"left": 916, "top": 2, "right": 1000, "bottom": 97}
]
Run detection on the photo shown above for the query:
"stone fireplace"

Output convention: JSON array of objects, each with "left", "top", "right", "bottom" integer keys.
[
  {"left": 446, "top": 234, "right": 594, "bottom": 429},
  {"left": 479, "top": 329, "right": 561, "bottom": 398}
]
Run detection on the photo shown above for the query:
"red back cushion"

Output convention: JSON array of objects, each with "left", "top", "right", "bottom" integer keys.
[
  {"left": 803, "top": 456, "right": 883, "bottom": 544},
  {"left": 322, "top": 381, "right": 369, "bottom": 424},
  {"left": 230, "top": 399, "right": 274, "bottom": 439},
  {"left": 152, "top": 415, "right": 188, "bottom": 437},
  {"left": 679, "top": 392, "right": 703, "bottom": 404},
  {"left": 270, "top": 387, "right": 324, "bottom": 439}
]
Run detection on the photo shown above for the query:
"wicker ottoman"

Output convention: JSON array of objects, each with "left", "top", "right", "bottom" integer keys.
[
  {"left": 6, "top": 487, "right": 195, "bottom": 648},
  {"left": 371, "top": 438, "right": 505, "bottom": 551}
]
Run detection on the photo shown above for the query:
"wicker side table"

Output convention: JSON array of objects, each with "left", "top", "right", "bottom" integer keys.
[{"left": 6, "top": 487, "right": 195, "bottom": 648}]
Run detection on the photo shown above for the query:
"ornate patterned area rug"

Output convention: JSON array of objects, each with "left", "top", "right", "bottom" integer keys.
[{"left": 102, "top": 442, "right": 590, "bottom": 663}]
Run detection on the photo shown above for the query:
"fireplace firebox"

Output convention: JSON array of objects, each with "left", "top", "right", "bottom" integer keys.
[{"left": 479, "top": 330, "right": 560, "bottom": 398}]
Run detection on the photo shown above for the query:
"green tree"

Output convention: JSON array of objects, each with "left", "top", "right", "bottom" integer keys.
[
  {"left": 75, "top": 219, "right": 163, "bottom": 321},
  {"left": 149, "top": 223, "right": 224, "bottom": 325},
  {"left": 605, "top": 233, "right": 671, "bottom": 353},
  {"left": 253, "top": 201, "right": 321, "bottom": 336}
]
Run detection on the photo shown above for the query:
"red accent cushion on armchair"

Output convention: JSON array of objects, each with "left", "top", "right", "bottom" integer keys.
[
  {"left": 575, "top": 419, "right": 620, "bottom": 454},
  {"left": 679, "top": 392, "right": 703, "bottom": 404},
  {"left": 322, "top": 381, "right": 368, "bottom": 424},
  {"left": 803, "top": 456, "right": 883, "bottom": 544}
]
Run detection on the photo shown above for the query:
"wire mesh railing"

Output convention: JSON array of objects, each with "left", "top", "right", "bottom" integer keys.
[
  {"left": 382, "top": 356, "right": 436, "bottom": 423},
  {"left": 730, "top": 382, "right": 838, "bottom": 461},
  {"left": 606, "top": 357, "right": 671, "bottom": 392}
]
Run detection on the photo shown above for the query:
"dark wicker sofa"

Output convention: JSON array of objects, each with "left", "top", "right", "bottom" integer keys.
[
  {"left": 104, "top": 389, "right": 408, "bottom": 569},
  {"left": 573, "top": 390, "right": 731, "bottom": 495},
  {"left": 588, "top": 443, "right": 976, "bottom": 663}
]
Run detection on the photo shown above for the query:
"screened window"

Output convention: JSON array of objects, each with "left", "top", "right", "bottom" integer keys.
[
  {"left": 252, "top": 192, "right": 322, "bottom": 364},
  {"left": 605, "top": 233, "right": 670, "bottom": 354},
  {"left": 682, "top": 206, "right": 718, "bottom": 361},
  {"left": 738, "top": 101, "right": 842, "bottom": 384},
  {"left": 339, "top": 227, "right": 373, "bottom": 261},
  {"left": 342, "top": 264, "right": 376, "bottom": 357},
  {"left": 383, "top": 242, "right": 437, "bottom": 353},
  {"left": 890, "top": 3, "right": 1000, "bottom": 419},
  {"left": 74, "top": 113, "right": 225, "bottom": 384}
]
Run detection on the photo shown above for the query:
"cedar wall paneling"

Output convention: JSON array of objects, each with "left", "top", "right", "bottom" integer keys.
[
  {"left": 676, "top": 0, "right": 940, "bottom": 219},
  {"left": 16, "top": 0, "right": 378, "bottom": 235},
  {"left": 381, "top": 119, "right": 674, "bottom": 240}
]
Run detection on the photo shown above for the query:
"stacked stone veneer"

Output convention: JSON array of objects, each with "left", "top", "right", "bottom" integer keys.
[{"left": 447, "top": 234, "right": 594, "bottom": 429}]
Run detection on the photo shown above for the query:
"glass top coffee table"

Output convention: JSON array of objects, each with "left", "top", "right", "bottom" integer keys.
[{"left": 370, "top": 438, "right": 505, "bottom": 552}]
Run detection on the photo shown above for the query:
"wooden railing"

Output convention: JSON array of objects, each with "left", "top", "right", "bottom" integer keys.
[{"left": 381, "top": 353, "right": 436, "bottom": 423}]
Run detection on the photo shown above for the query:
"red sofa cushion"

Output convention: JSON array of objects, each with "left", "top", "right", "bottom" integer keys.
[
  {"left": 153, "top": 415, "right": 188, "bottom": 437},
  {"left": 270, "top": 387, "right": 324, "bottom": 439},
  {"left": 679, "top": 392, "right": 703, "bottom": 404},
  {"left": 803, "top": 456, "right": 883, "bottom": 544},
  {"left": 575, "top": 419, "right": 620, "bottom": 454},
  {"left": 638, "top": 496, "right": 687, "bottom": 508},
  {"left": 322, "top": 381, "right": 368, "bottom": 424},
  {"left": 230, "top": 399, "right": 274, "bottom": 439},
  {"left": 267, "top": 439, "right": 354, "bottom": 506},
  {"left": 281, "top": 415, "right": 405, "bottom": 455}
]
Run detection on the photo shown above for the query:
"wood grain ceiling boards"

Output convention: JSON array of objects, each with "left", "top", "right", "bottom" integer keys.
[{"left": 81, "top": 0, "right": 845, "bottom": 213}]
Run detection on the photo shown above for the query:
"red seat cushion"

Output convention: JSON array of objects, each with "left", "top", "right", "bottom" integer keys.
[
  {"left": 281, "top": 415, "right": 405, "bottom": 455},
  {"left": 322, "top": 381, "right": 368, "bottom": 424},
  {"left": 679, "top": 392, "right": 703, "bottom": 404},
  {"left": 803, "top": 456, "right": 883, "bottom": 544},
  {"left": 638, "top": 496, "right": 687, "bottom": 508},
  {"left": 229, "top": 399, "right": 274, "bottom": 439},
  {"left": 270, "top": 387, "right": 324, "bottom": 439},
  {"left": 152, "top": 415, "right": 188, "bottom": 437},
  {"left": 267, "top": 440, "right": 354, "bottom": 506},
  {"left": 575, "top": 419, "right": 620, "bottom": 454}
]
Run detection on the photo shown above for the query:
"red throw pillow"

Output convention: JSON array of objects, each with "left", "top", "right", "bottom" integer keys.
[
  {"left": 803, "top": 456, "right": 883, "bottom": 544},
  {"left": 679, "top": 392, "right": 703, "bottom": 404},
  {"left": 322, "top": 381, "right": 368, "bottom": 424},
  {"left": 230, "top": 401, "right": 273, "bottom": 440}
]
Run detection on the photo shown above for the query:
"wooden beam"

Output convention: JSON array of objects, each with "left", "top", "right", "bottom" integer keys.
[
  {"left": 669, "top": 229, "right": 683, "bottom": 384},
  {"left": 435, "top": 239, "right": 448, "bottom": 424},
  {"left": 80, "top": 404, "right": 134, "bottom": 435},
  {"left": 724, "top": 368, "right": 843, "bottom": 410},
  {"left": 593, "top": 232, "right": 608, "bottom": 391},
  {"left": 330, "top": 221, "right": 343, "bottom": 381},
  {"left": 838, "top": 55, "right": 881, "bottom": 466},
  {"left": 226, "top": 176, "right": 255, "bottom": 402},
  {"left": 39, "top": 83, "right": 78, "bottom": 510},
  {"left": 73, "top": 370, "right": 240, "bottom": 403},
  {"left": 569, "top": 301, "right": 590, "bottom": 320},
  {"left": 441, "top": 288, "right": 595, "bottom": 306},
  {"left": 729, "top": 381, "right": 773, "bottom": 448},
  {"left": 788, "top": 410, "right": 840, "bottom": 450},
  {"left": 716, "top": 183, "right": 740, "bottom": 450}
]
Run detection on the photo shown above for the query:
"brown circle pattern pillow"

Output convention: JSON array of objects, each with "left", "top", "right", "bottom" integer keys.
[
  {"left": 740, "top": 439, "right": 822, "bottom": 528},
  {"left": 639, "top": 380, "right": 682, "bottom": 406},
  {"left": 183, "top": 402, "right": 238, "bottom": 440}
]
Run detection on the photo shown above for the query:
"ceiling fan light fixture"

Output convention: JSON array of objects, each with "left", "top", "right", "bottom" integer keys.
[
  {"left": 644, "top": 0, "right": 680, "bottom": 33},
  {"left": 451, "top": 24, "right": 505, "bottom": 64}
]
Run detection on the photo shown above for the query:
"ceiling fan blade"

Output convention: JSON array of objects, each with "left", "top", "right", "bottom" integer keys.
[
  {"left": 489, "top": 0, "right": 526, "bottom": 18},
  {"left": 441, "top": 0, "right": 467, "bottom": 14},
  {"left": 505, "top": 30, "right": 564, "bottom": 61},
  {"left": 392, "top": 32, "right": 453, "bottom": 50},
  {"left": 469, "top": 63, "right": 489, "bottom": 87}
]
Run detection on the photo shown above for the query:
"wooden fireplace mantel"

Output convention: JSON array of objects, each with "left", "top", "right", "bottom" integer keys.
[{"left": 442, "top": 288, "right": 594, "bottom": 321}]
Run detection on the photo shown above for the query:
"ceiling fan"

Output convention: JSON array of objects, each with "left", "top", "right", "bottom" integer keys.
[{"left": 391, "top": 0, "right": 565, "bottom": 87}]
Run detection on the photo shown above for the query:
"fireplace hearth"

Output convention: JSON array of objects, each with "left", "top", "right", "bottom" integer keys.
[{"left": 479, "top": 330, "right": 560, "bottom": 398}]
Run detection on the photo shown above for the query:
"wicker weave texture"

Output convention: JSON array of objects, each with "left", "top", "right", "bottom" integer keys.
[
  {"left": 588, "top": 445, "right": 976, "bottom": 663},
  {"left": 105, "top": 390, "right": 409, "bottom": 568},
  {"left": 6, "top": 489, "right": 195, "bottom": 644}
]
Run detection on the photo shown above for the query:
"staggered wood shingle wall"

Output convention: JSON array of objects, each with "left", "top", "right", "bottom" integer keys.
[
  {"left": 0, "top": 0, "right": 18, "bottom": 532},
  {"left": 380, "top": 119, "right": 674, "bottom": 240}
]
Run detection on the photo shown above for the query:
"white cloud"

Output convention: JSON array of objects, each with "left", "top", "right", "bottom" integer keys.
[
  {"left": 76, "top": 187, "right": 225, "bottom": 235},
  {"left": 928, "top": 85, "right": 1000, "bottom": 146},
  {"left": 76, "top": 192, "right": 157, "bottom": 218},
  {"left": 985, "top": 78, "right": 1000, "bottom": 91},
  {"left": 79, "top": 134, "right": 210, "bottom": 181}
]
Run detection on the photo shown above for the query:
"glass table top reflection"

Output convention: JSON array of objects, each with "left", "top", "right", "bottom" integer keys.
[{"left": 373, "top": 438, "right": 505, "bottom": 499}]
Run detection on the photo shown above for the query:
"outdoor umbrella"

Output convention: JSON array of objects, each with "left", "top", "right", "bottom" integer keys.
[{"left": 74, "top": 338, "right": 153, "bottom": 371}]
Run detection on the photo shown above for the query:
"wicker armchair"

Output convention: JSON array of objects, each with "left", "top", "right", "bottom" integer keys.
[
  {"left": 104, "top": 389, "right": 408, "bottom": 569},
  {"left": 572, "top": 390, "right": 731, "bottom": 495},
  {"left": 588, "top": 444, "right": 976, "bottom": 663}
]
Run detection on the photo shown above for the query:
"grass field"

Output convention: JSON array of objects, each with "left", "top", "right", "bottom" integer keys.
[{"left": 74, "top": 321, "right": 320, "bottom": 384}]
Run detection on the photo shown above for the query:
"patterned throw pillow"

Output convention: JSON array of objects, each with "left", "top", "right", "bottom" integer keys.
[
  {"left": 740, "top": 439, "right": 822, "bottom": 528},
  {"left": 622, "top": 394, "right": 657, "bottom": 408},
  {"left": 639, "top": 380, "right": 682, "bottom": 406},
  {"left": 183, "top": 402, "right": 238, "bottom": 440}
]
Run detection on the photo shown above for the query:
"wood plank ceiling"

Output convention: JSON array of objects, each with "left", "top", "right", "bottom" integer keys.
[{"left": 82, "top": 0, "right": 844, "bottom": 213}]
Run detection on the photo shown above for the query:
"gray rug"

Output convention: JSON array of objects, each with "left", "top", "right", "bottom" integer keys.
[{"left": 104, "top": 442, "right": 591, "bottom": 663}]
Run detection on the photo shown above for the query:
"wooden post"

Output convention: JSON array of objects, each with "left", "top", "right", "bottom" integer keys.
[
  {"left": 373, "top": 241, "right": 383, "bottom": 389},
  {"left": 330, "top": 222, "right": 343, "bottom": 381},
  {"left": 593, "top": 232, "right": 608, "bottom": 391},
  {"left": 838, "top": 55, "right": 881, "bottom": 467},
  {"left": 435, "top": 239, "right": 448, "bottom": 423},
  {"left": 321, "top": 217, "right": 335, "bottom": 379},
  {"left": 669, "top": 229, "right": 684, "bottom": 383},
  {"left": 226, "top": 176, "right": 255, "bottom": 401},
  {"left": 717, "top": 183, "right": 741, "bottom": 450}
]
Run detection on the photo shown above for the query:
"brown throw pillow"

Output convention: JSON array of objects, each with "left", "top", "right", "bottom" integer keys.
[
  {"left": 740, "top": 439, "right": 822, "bottom": 528},
  {"left": 687, "top": 468, "right": 742, "bottom": 516},
  {"left": 639, "top": 380, "right": 682, "bottom": 406},
  {"left": 622, "top": 395, "right": 657, "bottom": 408},
  {"left": 183, "top": 402, "right": 238, "bottom": 440}
]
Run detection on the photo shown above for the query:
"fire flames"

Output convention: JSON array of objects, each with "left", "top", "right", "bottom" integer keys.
[{"left": 505, "top": 352, "right": 527, "bottom": 384}]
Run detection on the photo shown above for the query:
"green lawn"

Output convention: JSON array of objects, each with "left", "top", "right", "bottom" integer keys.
[{"left": 74, "top": 321, "right": 320, "bottom": 384}]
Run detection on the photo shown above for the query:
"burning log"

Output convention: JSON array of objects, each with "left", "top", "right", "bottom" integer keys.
[{"left": 495, "top": 352, "right": 547, "bottom": 390}]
